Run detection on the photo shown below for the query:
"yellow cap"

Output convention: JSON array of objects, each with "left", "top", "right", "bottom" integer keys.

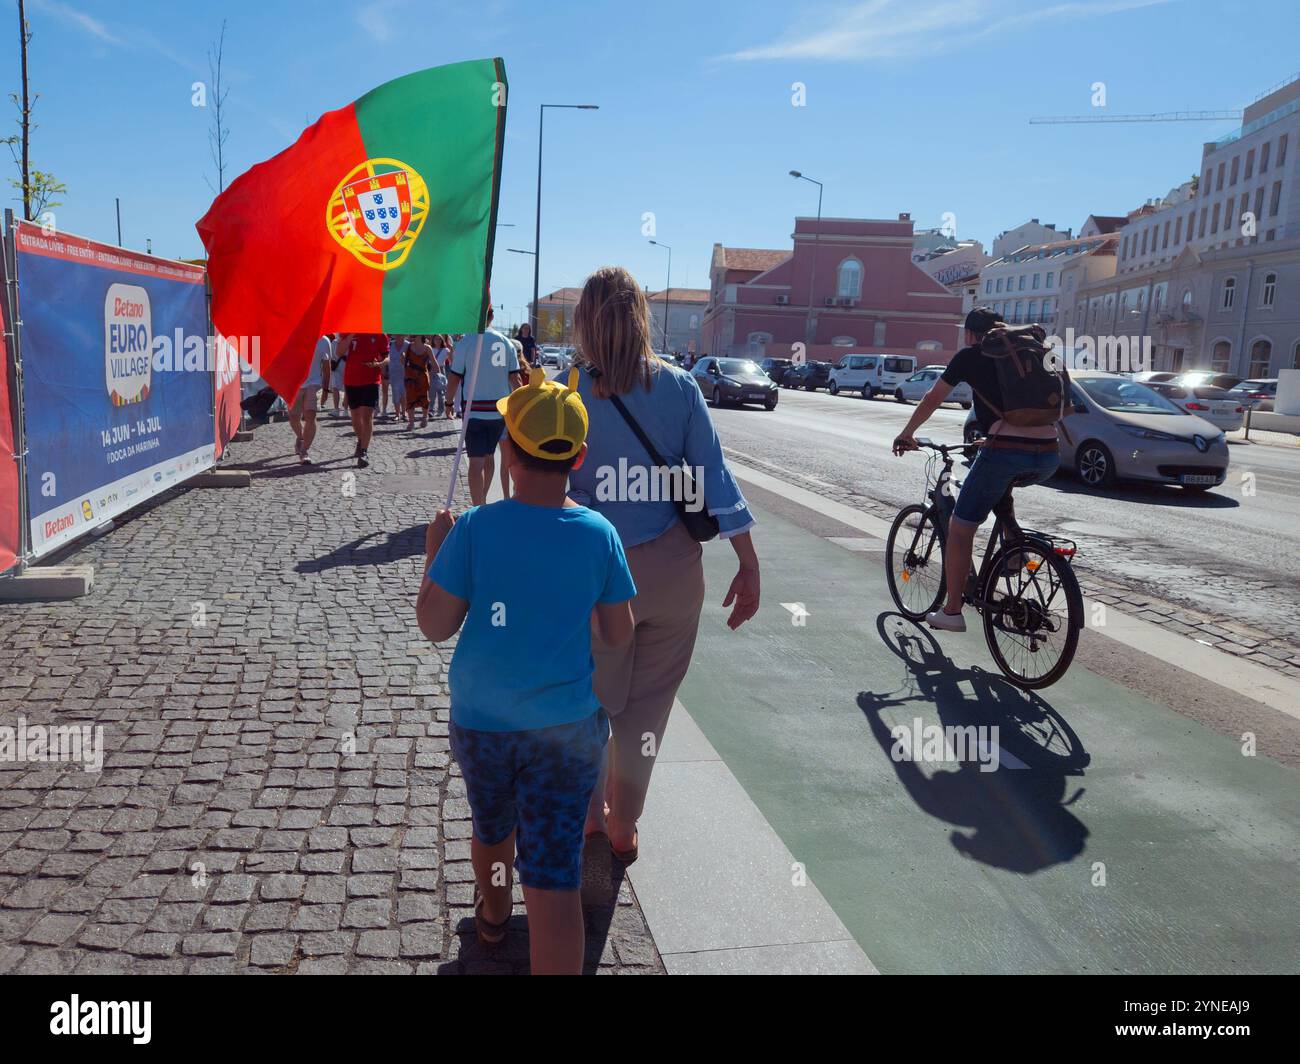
[{"left": 495, "top": 365, "right": 589, "bottom": 461}]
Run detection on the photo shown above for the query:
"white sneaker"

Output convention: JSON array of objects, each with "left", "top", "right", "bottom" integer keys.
[{"left": 925, "top": 609, "right": 967, "bottom": 632}]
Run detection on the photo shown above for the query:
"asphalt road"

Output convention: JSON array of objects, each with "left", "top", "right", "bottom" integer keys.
[{"left": 707, "top": 384, "right": 1300, "bottom": 642}]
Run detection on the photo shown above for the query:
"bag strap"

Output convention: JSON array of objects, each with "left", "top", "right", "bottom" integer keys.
[{"left": 609, "top": 393, "right": 670, "bottom": 469}]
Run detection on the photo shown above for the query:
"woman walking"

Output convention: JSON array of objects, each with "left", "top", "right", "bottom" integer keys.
[
  {"left": 387, "top": 334, "right": 408, "bottom": 421},
  {"left": 404, "top": 335, "right": 434, "bottom": 429},
  {"left": 517, "top": 322, "right": 538, "bottom": 367},
  {"left": 569, "top": 266, "right": 761, "bottom": 862}
]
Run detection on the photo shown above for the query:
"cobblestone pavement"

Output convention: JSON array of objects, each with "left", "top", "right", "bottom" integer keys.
[
  {"left": 0, "top": 410, "right": 663, "bottom": 975},
  {"left": 725, "top": 446, "right": 1300, "bottom": 682}
]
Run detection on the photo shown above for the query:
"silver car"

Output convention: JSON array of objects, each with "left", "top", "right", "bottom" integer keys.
[
  {"left": 1144, "top": 382, "right": 1245, "bottom": 433},
  {"left": 894, "top": 368, "right": 972, "bottom": 407},
  {"left": 1061, "top": 372, "right": 1229, "bottom": 492}
]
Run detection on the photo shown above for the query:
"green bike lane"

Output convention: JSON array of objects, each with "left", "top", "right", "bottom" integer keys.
[{"left": 675, "top": 499, "right": 1298, "bottom": 974}]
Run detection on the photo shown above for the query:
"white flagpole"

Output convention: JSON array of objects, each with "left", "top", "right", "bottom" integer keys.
[{"left": 444, "top": 332, "right": 486, "bottom": 508}]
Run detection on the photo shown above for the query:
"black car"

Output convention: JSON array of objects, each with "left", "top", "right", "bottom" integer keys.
[
  {"left": 760, "top": 357, "right": 794, "bottom": 383},
  {"left": 797, "top": 361, "right": 833, "bottom": 391},
  {"left": 691, "top": 356, "right": 779, "bottom": 410}
]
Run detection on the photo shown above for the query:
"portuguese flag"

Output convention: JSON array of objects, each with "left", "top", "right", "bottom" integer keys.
[{"left": 197, "top": 58, "right": 507, "bottom": 399}]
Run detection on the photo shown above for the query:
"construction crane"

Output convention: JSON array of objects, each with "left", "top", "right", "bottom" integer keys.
[{"left": 1029, "top": 111, "right": 1240, "bottom": 124}]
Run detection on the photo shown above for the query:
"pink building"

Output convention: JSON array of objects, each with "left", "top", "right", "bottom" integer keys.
[{"left": 701, "top": 214, "right": 965, "bottom": 365}]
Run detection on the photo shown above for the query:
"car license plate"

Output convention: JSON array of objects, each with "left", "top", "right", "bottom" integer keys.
[
  {"left": 746, "top": 392, "right": 765, "bottom": 400},
  {"left": 1181, "top": 474, "right": 1217, "bottom": 485}
]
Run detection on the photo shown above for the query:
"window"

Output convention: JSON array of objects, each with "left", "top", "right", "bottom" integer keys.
[
  {"left": 1153, "top": 283, "right": 1167, "bottom": 312},
  {"left": 1174, "top": 216, "right": 1183, "bottom": 244},
  {"left": 1042, "top": 297, "right": 1054, "bottom": 317},
  {"left": 1278, "top": 134, "right": 1288, "bottom": 166},
  {"left": 1269, "top": 181, "right": 1282, "bottom": 217},
  {"left": 1122, "top": 234, "right": 1130, "bottom": 259},
  {"left": 1014, "top": 300, "right": 1023, "bottom": 322},
  {"left": 1162, "top": 221, "right": 1170, "bottom": 249},
  {"left": 837, "top": 258, "right": 862, "bottom": 299},
  {"left": 1245, "top": 149, "right": 1255, "bottom": 180},
  {"left": 1229, "top": 155, "right": 1239, "bottom": 185},
  {"left": 1028, "top": 299, "right": 1039, "bottom": 320},
  {"left": 985, "top": 279, "right": 992, "bottom": 294},
  {"left": 1032, "top": 273, "right": 1040, "bottom": 290},
  {"left": 1248, "top": 339, "right": 1272, "bottom": 378},
  {"left": 996, "top": 278, "right": 1003, "bottom": 293},
  {"left": 1140, "top": 229, "right": 1149, "bottom": 255},
  {"left": 1216, "top": 162, "right": 1225, "bottom": 190},
  {"left": 1262, "top": 273, "right": 1276, "bottom": 308},
  {"left": 1046, "top": 272, "right": 1054, "bottom": 289},
  {"left": 1211, "top": 340, "right": 1231, "bottom": 371},
  {"left": 1210, "top": 203, "right": 1221, "bottom": 234},
  {"left": 1260, "top": 141, "right": 1271, "bottom": 173},
  {"left": 1199, "top": 208, "right": 1207, "bottom": 238},
  {"left": 1018, "top": 275, "right": 1026, "bottom": 291},
  {"left": 1255, "top": 187, "right": 1266, "bottom": 230},
  {"left": 1221, "top": 277, "right": 1236, "bottom": 310},
  {"left": 1181, "top": 288, "right": 1193, "bottom": 310}
]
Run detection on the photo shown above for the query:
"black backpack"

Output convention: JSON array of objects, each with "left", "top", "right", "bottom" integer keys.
[{"left": 975, "top": 324, "right": 1069, "bottom": 428}]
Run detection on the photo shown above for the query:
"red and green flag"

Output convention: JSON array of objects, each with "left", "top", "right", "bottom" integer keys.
[{"left": 197, "top": 58, "right": 507, "bottom": 399}]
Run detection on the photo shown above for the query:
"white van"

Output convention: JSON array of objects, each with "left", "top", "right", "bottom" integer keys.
[{"left": 828, "top": 353, "right": 918, "bottom": 398}]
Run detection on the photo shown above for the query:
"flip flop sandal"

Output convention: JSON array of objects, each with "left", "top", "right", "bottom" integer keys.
[{"left": 473, "top": 883, "right": 512, "bottom": 946}]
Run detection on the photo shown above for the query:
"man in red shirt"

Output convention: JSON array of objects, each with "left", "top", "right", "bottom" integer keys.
[{"left": 338, "top": 333, "right": 387, "bottom": 468}]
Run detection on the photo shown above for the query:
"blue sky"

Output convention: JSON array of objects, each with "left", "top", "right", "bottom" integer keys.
[{"left": 5, "top": 0, "right": 1297, "bottom": 328}]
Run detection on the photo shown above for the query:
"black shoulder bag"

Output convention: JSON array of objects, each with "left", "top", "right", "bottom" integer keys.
[{"left": 608, "top": 393, "right": 719, "bottom": 543}]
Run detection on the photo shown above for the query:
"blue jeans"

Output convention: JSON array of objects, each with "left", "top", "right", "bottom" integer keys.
[{"left": 953, "top": 445, "right": 1059, "bottom": 525}]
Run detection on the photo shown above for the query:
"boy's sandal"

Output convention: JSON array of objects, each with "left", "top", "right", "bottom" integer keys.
[
  {"left": 473, "top": 883, "right": 512, "bottom": 946},
  {"left": 610, "top": 830, "right": 639, "bottom": 866}
]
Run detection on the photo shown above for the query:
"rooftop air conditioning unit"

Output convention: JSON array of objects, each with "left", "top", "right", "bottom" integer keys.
[
  {"left": 825, "top": 297, "right": 836, "bottom": 307},
  {"left": 775, "top": 294, "right": 789, "bottom": 304}
]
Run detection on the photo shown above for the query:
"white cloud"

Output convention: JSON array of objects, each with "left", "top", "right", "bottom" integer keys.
[
  {"left": 721, "top": 0, "right": 1173, "bottom": 62},
  {"left": 31, "top": 0, "right": 122, "bottom": 45}
]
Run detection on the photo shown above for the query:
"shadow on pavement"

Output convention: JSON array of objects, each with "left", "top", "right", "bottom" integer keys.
[
  {"left": 1040, "top": 470, "right": 1238, "bottom": 509},
  {"left": 858, "top": 612, "right": 1091, "bottom": 874},
  {"left": 296, "top": 525, "right": 426, "bottom": 572}
]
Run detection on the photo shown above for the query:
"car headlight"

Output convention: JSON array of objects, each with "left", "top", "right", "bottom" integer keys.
[{"left": 1121, "top": 426, "right": 1178, "bottom": 442}]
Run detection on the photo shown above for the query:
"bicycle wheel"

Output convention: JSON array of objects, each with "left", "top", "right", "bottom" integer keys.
[
  {"left": 980, "top": 538, "right": 1083, "bottom": 689},
  {"left": 885, "top": 504, "right": 946, "bottom": 621}
]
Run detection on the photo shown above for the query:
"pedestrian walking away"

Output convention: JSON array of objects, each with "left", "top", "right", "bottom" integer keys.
[
  {"left": 288, "top": 333, "right": 333, "bottom": 464},
  {"left": 445, "top": 308, "right": 522, "bottom": 506},
  {"left": 566, "top": 266, "right": 762, "bottom": 864},
  {"left": 416, "top": 366, "right": 636, "bottom": 974},
  {"left": 386, "top": 334, "right": 408, "bottom": 421}
]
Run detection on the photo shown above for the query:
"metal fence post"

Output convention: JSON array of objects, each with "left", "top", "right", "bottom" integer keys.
[{"left": 2, "top": 209, "right": 30, "bottom": 575}]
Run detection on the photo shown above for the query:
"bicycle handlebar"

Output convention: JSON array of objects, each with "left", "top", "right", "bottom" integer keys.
[{"left": 912, "top": 437, "right": 977, "bottom": 457}]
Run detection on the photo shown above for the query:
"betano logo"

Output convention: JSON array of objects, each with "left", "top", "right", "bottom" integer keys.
[
  {"left": 326, "top": 157, "right": 429, "bottom": 271},
  {"left": 104, "top": 283, "right": 152, "bottom": 405}
]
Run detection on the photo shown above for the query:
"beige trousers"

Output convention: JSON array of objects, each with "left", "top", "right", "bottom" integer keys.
[{"left": 592, "top": 520, "right": 706, "bottom": 824}]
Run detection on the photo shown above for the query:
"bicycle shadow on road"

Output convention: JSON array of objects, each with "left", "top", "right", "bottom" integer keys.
[
  {"left": 295, "top": 525, "right": 427, "bottom": 573},
  {"left": 858, "top": 612, "right": 1091, "bottom": 875}
]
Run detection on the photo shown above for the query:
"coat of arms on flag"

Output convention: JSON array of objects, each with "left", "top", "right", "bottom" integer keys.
[{"left": 326, "top": 157, "right": 430, "bottom": 270}]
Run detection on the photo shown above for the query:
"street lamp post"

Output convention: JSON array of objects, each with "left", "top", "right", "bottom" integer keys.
[
  {"left": 790, "top": 170, "right": 824, "bottom": 348},
  {"left": 533, "top": 103, "right": 599, "bottom": 337},
  {"left": 649, "top": 239, "right": 672, "bottom": 353}
]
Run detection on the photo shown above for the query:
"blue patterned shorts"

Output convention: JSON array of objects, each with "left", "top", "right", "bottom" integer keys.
[{"left": 449, "top": 711, "right": 609, "bottom": 891}]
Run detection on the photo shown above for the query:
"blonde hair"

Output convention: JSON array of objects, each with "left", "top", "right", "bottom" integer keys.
[{"left": 574, "top": 266, "right": 662, "bottom": 399}]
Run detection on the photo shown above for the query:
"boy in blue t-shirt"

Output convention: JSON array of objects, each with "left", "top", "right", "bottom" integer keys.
[{"left": 416, "top": 366, "right": 635, "bottom": 975}]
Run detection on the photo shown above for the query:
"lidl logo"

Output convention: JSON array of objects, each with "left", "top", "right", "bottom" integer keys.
[
  {"left": 81, "top": 499, "right": 94, "bottom": 521},
  {"left": 326, "top": 157, "right": 428, "bottom": 271},
  {"left": 105, "top": 283, "right": 152, "bottom": 406}
]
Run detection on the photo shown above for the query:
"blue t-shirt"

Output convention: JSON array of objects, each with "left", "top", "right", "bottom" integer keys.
[{"left": 428, "top": 499, "right": 637, "bottom": 732}]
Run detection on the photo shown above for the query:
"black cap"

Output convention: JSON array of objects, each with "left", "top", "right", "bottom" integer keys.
[{"left": 964, "top": 307, "right": 999, "bottom": 335}]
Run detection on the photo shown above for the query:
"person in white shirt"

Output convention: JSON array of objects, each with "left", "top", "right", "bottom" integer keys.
[
  {"left": 289, "top": 334, "right": 333, "bottom": 464},
  {"left": 444, "top": 308, "right": 522, "bottom": 505}
]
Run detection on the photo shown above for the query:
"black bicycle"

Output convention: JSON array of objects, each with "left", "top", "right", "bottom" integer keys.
[{"left": 885, "top": 438, "right": 1083, "bottom": 689}]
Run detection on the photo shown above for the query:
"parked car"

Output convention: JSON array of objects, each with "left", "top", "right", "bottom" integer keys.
[
  {"left": 539, "top": 346, "right": 562, "bottom": 367},
  {"left": 828, "top": 353, "right": 918, "bottom": 398},
  {"left": 800, "top": 361, "right": 833, "bottom": 391},
  {"left": 1145, "top": 382, "right": 1245, "bottom": 433},
  {"left": 1061, "top": 372, "right": 1229, "bottom": 492},
  {"left": 759, "top": 357, "right": 794, "bottom": 383},
  {"left": 1131, "top": 370, "right": 1178, "bottom": 385},
  {"left": 1172, "top": 370, "right": 1242, "bottom": 392},
  {"left": 895, "top": 368, "right": 972, "bottom": 408},
  {"left": 1227, "top": 378, "right": 1278, "bottom": 411},
  {"left": 690, "top": 356, "right": 779, "bottom": 409}
]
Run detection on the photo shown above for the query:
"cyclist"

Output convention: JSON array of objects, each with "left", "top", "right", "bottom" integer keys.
[{"left": 892, "top": 308, "right": 1059, "bottom": 632}]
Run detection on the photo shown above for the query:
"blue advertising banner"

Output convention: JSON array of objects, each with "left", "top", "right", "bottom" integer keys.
[{"left": 14, "top": 222, "right": 215, "bottom": 557}]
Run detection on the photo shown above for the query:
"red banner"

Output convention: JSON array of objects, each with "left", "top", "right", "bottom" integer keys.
[{"left": 0, "top": 239, "right": 19, "bottom": 576}]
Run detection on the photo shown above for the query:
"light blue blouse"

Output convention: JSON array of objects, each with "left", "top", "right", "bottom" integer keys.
[{"left": 568, "top": 361, "right": 755, "bottom": 548}]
